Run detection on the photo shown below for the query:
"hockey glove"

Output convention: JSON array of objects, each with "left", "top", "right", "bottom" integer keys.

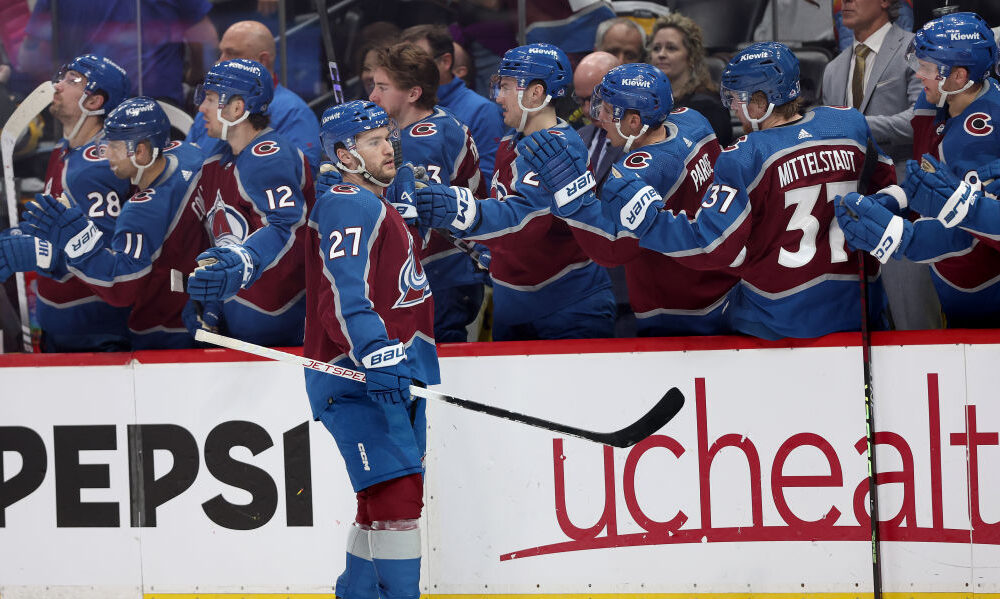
[
  {"left": 835, "top": 192, "right": 913, "bottom": 263},
  {"left": 869, "top": 184, "right": 909, "bottom": 215},
  {"left": 520, "top": 130, "right": 595, "bottom": 212},
  {"left": 21, "top": 193, "right": 102, "bottom": 259},
  {"left": 182, "top": 299, "right": 222, "bottom": 337},
  {"left": 903, "top": 155, "right": 979, "bottom": 227},
  {"left": 0, "top": 227, "right": 55, "bottom": 281},
  {"left": 362, "top": 340, "right": 412, "bottom": 405},
  {"left": 977, "top": 157, "right": 1000, "bottom": 198},
  {"left": 414, "top": 184, "right": 479, "bottom": 234},
  {"left": 602, "top": 172, "right": 664, "bottom": 238},
  {"left": 386, "top": 162, "right": 418, "bottom": 222},
  {"left": 186, "top": 245, "right": 261, "bottom": 301},
  {"left": 316, "top": 162, "right": 343, "bottom": 196}
]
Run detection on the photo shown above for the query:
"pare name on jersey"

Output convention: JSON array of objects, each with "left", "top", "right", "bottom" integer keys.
[{"left": 777, "top": 149, "right": 857, "bottom": 188}]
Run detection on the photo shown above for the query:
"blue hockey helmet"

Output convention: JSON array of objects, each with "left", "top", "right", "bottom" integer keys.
[
  {"left": 55, "top": 54, "right": 131, "bottom": 114},
  {"left": 103, "top": 97, "right": 170, "bottom": 152},
  {"left": 320, "top": 100, "right": 398, "bottom": 187},
  {"left": 195, "top": 59, "right": 273, "bottom": 115},
  {"left": 591, "top": 63, "right": 673, "bottom": 126},
  {"left": 907, "top": 12, "right": 998, "bottom": 82},
  {"left": 720, "top": 42, "right": 800, "bottom": 108},
  {"left": 720, "top": 42, "right": 800, "bottom": 132},
  {"left": 493, "top": 43, "right": 572, "bottom": 98}
]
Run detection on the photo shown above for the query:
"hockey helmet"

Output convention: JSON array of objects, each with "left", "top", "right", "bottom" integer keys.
[
  {"left": 492, "top": 43, "right": 572, "bottom": 100},
  {"left": 320, "top": 100, "right": 399, "bottom": 188},
  {"left": 907, "top": 12, "right": 998, "bottom": 82},
  {"left": 195, "top": 59, "right": 273, "bottom": 115},
  {"left": 720, "top": 42, "right": 800, "bottom": 109},
  {"left": 103, "top": 97, "right": 170, "bottom": 153},
  {"left": 54, "top": 54, "right": 131, "bottom": 114},
  {"left": 591, "top": 63, "right": 673, "bottom": 126}
]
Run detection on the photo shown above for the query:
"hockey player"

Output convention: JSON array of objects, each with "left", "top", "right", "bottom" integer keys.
[
  {"left": 521, "top": 63, "right": 737, "bottom": 336},
  {"left": 578, "top": 42, "right": 896, "bottom": 340},
  {"left": 307, "top": 100, "right": 438, "bottom": 599},
  {"left": 835, "top": 12, "right": 1000, "bottom": 327},
  {"left": 368, "top": 42, "right": 488, "bottom": 343},
  {"left": 20, "top": 98, "right": 209, "bottom": 349},
  {"left": 0, "top": 54, "right": 132, "bottom": 352},
  {"left": 186, "top": 59, "right": 315, "bottom": 346},
  {"left": 413, "top": 43, "right": 615, "bottom": 341}
]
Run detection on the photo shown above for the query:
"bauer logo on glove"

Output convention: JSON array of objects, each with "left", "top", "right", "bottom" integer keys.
[{"left": 620, "top": 185, "right": 662, "bottom": 230}]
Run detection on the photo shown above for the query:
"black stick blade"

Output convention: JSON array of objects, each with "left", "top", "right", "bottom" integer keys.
[
  {"left": 422, "top": 386, "right": 684, "bottom": 448},
  {"left": 595, "top": 387, "right": 685, "bottom": 447}
]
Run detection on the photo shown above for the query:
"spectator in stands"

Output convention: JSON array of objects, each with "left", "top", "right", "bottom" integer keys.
[
  {"left": 822, "top": 0, "right": 940, "bottom": 330},
  {"left": 17, "top": 0, "right": 217, "bottom": 105},
  {"left": 595, "top": 17, "right": 646, "bottom": 64},
  {"left": 648, "top": 13, "right": 733, "bottom": 146},
  {"left": 452, "top": 41, "right": 475, "bottom": 88},
  {"left": 186, "top": 20, "right": 321, "bottom": 174},
  {"left": 402, "top": 24, "right": 505, "bottom": 181}
]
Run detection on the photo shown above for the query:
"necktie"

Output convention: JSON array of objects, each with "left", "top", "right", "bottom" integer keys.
[{"left": 852, "top": 43, "right": 871, "bottom": 110}]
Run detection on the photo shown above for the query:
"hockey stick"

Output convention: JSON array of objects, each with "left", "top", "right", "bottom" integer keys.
[
  {"left": 856, "top": 137, "right": 883, "bottom": 599},
  {"left": 2, "top": 81, "right": 55, "bottom": 352},
  {"left": 156, "top": 100, "right": 194, "bottom": 136},
  {"left": 314, "top": 0, "right": 344, "bottom": 107},
  {"left": 193, "top": 328, "right": 684, "bottom": 447}
]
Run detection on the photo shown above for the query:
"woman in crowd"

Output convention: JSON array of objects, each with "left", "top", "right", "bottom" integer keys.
[{"left": 648, "top": 12, "right": 733, "bottom": 146}]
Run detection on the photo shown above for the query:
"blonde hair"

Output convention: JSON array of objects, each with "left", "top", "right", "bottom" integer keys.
[{"left": 649, "top": 13, "right": 717, "bottom": 98}]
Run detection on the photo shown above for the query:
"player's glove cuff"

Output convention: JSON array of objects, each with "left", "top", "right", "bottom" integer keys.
[
  {"left": 618, "top": 184, "right": 663, "bottom": 234},
  {"left": 937, "top": 180, "right": 976, "bottom": 228},
  {"left": 64, "top": 221, "right": 103, "bottom": 259},
  {"left": 362, "top": 341, "right": 406, "bottom": 369},
  {"left": 874, "top": 185, "right": 908, "bottom": 213},
  {"left": 448, "top": 186, "right": 478, "bottom": 232},
  {"left": 871, "top": 215, "right": 907, "bottom": 263},
  {"left": 553, "top": 171, "right": 596, "bottom": 208}
]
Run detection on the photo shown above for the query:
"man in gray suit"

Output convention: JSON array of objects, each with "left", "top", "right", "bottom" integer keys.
[{"left": 822, "top": 0, "right": 942, "bottom": 330}]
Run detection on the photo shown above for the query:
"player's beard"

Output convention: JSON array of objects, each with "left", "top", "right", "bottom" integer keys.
[{"left": 371, "top": 162, "right": 396, "bottom": 185}]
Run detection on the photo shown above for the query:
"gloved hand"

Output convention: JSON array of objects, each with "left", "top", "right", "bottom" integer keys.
[
  {"left": 362, "top": 340, "right": 412, "bottom": 405},
  {"left": 977, "top": 157, "right": 1000, "bottom": 198},
  {"left": 520, "top": 130, "right": 595, "bottom": 212},
  {"left": 0, "top": 227, "right": 55, "bottom": 281},
  {"left": 316, "top": 162, "right": 343, "bottom": 196},
  {"left": 182, "top": 298, "right": 223, "bottom": 337},
  {"left": 187, "top": 244, "right": 260, "bottom": 301},
  {"left": 386, "top": 162, "right": 418, "bottom": 221},
  {"left": 601, "top": 171, "right": 663, "bottom": 237},
  {"left": 414, "top": 184, "right": 479, "bottom": 234},
  {"left": 903, "top": 155, "right": 978, "bottom": 227},
  {"left": 21, "top": 193, "right": 102, "bottom": 259},
  {"left": 835, "top": 192, "right": 913, "bottom": 263},
  {"left": 868, "top": 184, "right": 909, "bottom": 215}
]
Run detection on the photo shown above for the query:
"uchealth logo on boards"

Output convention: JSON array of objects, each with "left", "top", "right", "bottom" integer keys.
[{"left": 500, "top": 374, "right": 999, "bottom": 561}]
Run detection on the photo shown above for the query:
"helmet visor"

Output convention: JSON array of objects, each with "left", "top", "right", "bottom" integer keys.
[
  {"left": 720, "top": 86, "right": 751, "bottom": 109},
  {"left": 52, "top": 66, "right": 85, "bottom": 87}
]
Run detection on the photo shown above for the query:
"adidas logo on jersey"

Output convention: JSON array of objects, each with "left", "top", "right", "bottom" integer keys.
[
  {"left": 182, "top": 170, "right": 192, "bottom": 181},
  {"left": 797, "top": 129, "right": 812, "bottom": 139},
  {"left": 683, "top": 137, "right": 693, "bottom": 147}
]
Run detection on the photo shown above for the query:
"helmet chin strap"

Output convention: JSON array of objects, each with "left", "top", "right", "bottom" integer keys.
[
  {"left": 67, "top": 93, "right": 105, "bottom": 141},
  {"left": 614, "top": 121, "right": 649, "bottom": 154},
  {"left": 336, "top": 149, "right": 391, "bottom": 188},
  {"left": 741, "top": 102, "right": 775, "bottom": 132},
  {"left": 129, "top": 148, "right": 159, "bottom": 186},
  {"left": 935, "top": 77, "right": 975, "bottom": 107},
  {"left": 515, "top": 90, "right": 552, "bottom": 132},
  {"left": 217, "top": 106, "right": 250, "bottom": 141}
]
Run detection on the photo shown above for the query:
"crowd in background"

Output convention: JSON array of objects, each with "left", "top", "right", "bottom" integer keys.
[{"left": 2, "top": 0, "right": 1000, "bottom": 352}]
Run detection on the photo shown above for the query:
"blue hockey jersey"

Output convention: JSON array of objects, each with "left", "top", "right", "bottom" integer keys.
[
  {"left": 303, "top": 182, "right": 439, "bottom": 419},
  {"left": 633, "top": 106, "right": 896, "bottom": 339},
  {"left": 66, "top": 141, "right": 208, "bottom": 348},
  {"left": 558, "top": 108, "right": 736, "bottom": 336},
  {"left": 36, "top": 136, "right": 132, "bottom": 351},
  {"left": 195, "top": 128, "right": 315, "bottom": 346},
  {"left": 901, "top": 81, "right": 1000, "bottom": 326}
]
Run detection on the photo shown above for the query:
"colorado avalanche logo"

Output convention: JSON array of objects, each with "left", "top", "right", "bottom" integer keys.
[
  {"left": 83, "top": 146, "right": 103, "bottom": 162},
  {"left": 623, "top": 151, "right": 652, "bottom": 169},
  {"left": 671, "top": 107, "right": 689, "bottom": 114},
  {"left": 165, "top": 140, "right": 182, "bottom": 151},
  {"left": 964, "top": 112, "right": 993, "bottom": 137},
  {"left": 130, "top": 189, "right": 156, "bottom": 203},
  {"left": 394, "top": 244, "right": 432, "bottom": 308},
  {"left": 330, "top": 184, "right": 360, "bottom": 194},
  {"left": 206, "top": 190, "right": 249, "bottom": 246},
  {"left": 721, "top": 135, "right": 748, "bottom": 152},
  {"left": 251, "top": 140, "right": 280, "bottom": 157},
  {"left": 410, "top": 122, "right": 438, "bottom": 137}
]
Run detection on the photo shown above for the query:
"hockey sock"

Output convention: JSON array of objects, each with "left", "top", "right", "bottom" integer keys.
[
  {"left": 335, "top": 523, "right": 379, "bottom": 599},
  {"left": 369, "top": 519, "right": 422, "bottom": 599}
]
